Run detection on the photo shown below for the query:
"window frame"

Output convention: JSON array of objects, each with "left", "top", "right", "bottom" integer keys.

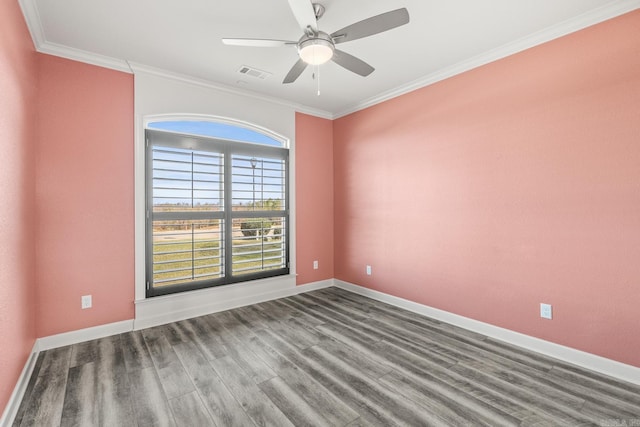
[{"left": 145, "top": 128, "right": 290, "bottom": 298}]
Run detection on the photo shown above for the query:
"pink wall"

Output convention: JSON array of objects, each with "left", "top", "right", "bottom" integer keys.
[
  {"left": 333, "top": 11, "right": 640, "bottom": 367},
  {"left": 0, "top": 0, "right": 37, "bottom": 412},
  {"left": 35, "top": 55, "right": 135, "bottom": 337},
  {"left": 295, "top": 113, "right": 334, "bottom": 284}
]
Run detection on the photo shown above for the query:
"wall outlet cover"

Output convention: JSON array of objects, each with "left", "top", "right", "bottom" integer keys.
[
  {"left": 540, "top": 303, "right": 552, "bottom": 319},
  {"left": 82, "top": 295, "right": 92, "bottom": 309}
]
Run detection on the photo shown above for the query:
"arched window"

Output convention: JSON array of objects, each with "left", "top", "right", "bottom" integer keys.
[{"left": 145, "top": 119, "right": 289, "bottom": 297}]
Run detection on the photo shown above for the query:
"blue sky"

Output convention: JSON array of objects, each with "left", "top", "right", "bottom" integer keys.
[
  {"left": 149, "top": 121, "right": 285, "bottom": 209},
  {"left": 148, "top": 121, "right": 282, "bottom": 147}
]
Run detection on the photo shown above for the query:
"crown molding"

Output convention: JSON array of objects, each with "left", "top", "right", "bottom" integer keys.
[
  {"left": 18, "top": 1, "right": 332, "bottom": 119},
  {"left": 18, "top": 0, "right": 639, "bottom": 120},
  {"left": 18, "top": 0, "right": 333, "bottom": 119},
  {"left": 128, "top": 62, "right": 334, "bottom": 119},
  {"left": 334, "top": 0, "right": 640, "bottom": 118},
  {"left": 18, "top": 0, "right": 45, "bottom": 48},
  {"left": 38, "top": 41, "right": 132, "bottom": 73}
]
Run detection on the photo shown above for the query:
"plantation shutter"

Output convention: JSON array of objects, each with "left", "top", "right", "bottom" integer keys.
[{"left": 146, "top": 129, "right": 289, "bottom": 297}]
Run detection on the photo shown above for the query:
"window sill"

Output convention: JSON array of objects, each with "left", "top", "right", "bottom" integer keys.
[{"left": 134, "top": 273, "right": 297, "bottom": 329}]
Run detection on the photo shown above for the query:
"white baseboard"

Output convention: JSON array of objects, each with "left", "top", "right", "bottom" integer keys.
[
  {"left": 334, "top": 280, "right": 640, "bottom": 386},
  {"left": 0, "top": 342, "right": 39, "bottom": 427},
  {"left": 1, "top": 278, "right": 333, "bottom": 424},
  {"left": 36, "top": 320, "right": 135, "bottom": 352},
  {"left": 28, "top": 278, "right": 334, "bottom": 352},
  {"left": 33, "top": 278, "right": 335, "bottom": 349},
  {"left": 5, "top": 276, "right": 637, "bottom": 426},
  {"left": 134, "top": 276, "right": 334, "bottom": 330}
]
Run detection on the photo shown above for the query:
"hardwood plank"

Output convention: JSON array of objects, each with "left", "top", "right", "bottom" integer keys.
[
  {"left": 69, "top": 340, "right": 98, "bottom": 368},
  {"left": 59, "top": 363, "right": 98, "bottom": 427},
  {"left": 304, "top": 343, "right": 485, "bottom": 427},
  {"left": 156, "top": 361, "right": 195, "bottom": 400},
  {"left": 270, "top": 298, "right": 326, "bottom": 326},
  {"left": 258, "top": 300, "right": 300, "bottom": 319},
  {"left": 316, "top": 321, "right": 459, "bottom": 369},
  {"left": 209, "top": 355, "right": 295, "bottom": 427},
  {"left": 39, "top": 346, "right": 72, "bottom": 377},
  {"left": 254, "top": 327, "right": 406, "bottom": 426},
  {"left": 185, "top": 316, "right": 228, "bottom": 359},
  {"left": 142, "top": 326, "right": 181, "bottom": 369},
  {"left": 168, "top": 391, "right": 214, "bottom": 426},
  {"left": 91, "top": 336, "right": 136, "bottom": 427},
  {"left": 253, "top": 300, "right": 294, "bottom": 323},
  {"left": 244, "top": 334, "right": 360, "bottom": 426},
  {"left": 449, "top": 363, "right": 594, "bottom": 425},
  {"left": 302, "top": 291, "right": 374, "bottom": 322},
  {"left": 316, "top": 334, "right": 392, "bottom": 380},
  {"left": 550, "top": 366, "right": 640, "bottom": 406},
  {"left": 580, "top": 398, "right": 640, "bottom": 422},
  {"left": 172, "top": 341, "right": 255, "bottom": 427},
  {"left": 514, "top": 365, "right": 640, "bottom": 417},
  {"left": 229, "top": 305, "right": 272, "bottom": 330},
  {"left": 459, "top": 358, "right": 586, "bottom": 410},
  {"left": 297, "top": 293, "right": 372, "bottom": 323},
  {"left": 276, "top": 298, "right": 327, "bottom": 324},
  {"left": 296, "top": 297, "right": 468, "bottom": 373},
  {"left": 18, "top": 347, "right": 72, "bottom": 427},
  {"left": 11, "top": 352, "right": 45, "bottom": 427},
  {"left": 214, "top": 309, "right": 262, "bottom": 339},
  {"left": 368, "top": 340, "right": 522, "bottom": 425},
  {"left": 158, "top": 321, "right": 192, "bottom": 346},
  {"left": 333, "top": 289, "right": 486, "bottom": 341},
  {"left": 228, "top": 345, "right": 277, "bottom": 384},
  {"left": 19, "top": 373, "right": 68, "bottom": 427},
  {"left": 128, "top": 366, "right": 176, "bottom": 427},
  {"left": 200, "top": 314, "right": 276, "bottom": 384},
  {"left": 268, "top": 318, "right": 319, "bottom": 350},
  {"left": 378, "top": 370, "right": 498, "bottom": 427},
  {"left": 379, "top": 369, "right": 549, "bottom": 427},
  {"left": 367, "top": 315, "right": 554, "bottom": 373},
  {"left": 259, "top": 376, "right": 333, "bottom": 427},
  {"left": 120, "top": 330, "right": 154, "bottom": 372},
  {"left": 235, "top": 303, "right": 282, "bottom": 327}
]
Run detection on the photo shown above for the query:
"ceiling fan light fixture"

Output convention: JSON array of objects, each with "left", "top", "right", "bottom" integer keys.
[{"left": 298, "top": 36, "right": 334, "bottom": 65}]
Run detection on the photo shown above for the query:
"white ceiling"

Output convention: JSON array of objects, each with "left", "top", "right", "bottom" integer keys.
[{"left": 20, "top": 0, "right": 639, "bottom": 117}]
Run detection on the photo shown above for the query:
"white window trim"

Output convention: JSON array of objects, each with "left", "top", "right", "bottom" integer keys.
[{"left": 134, "top": 113, "right": 297, "bottom": 311}]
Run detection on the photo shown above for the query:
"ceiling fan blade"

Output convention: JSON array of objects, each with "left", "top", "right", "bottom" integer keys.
[
  {"left": 287, "top": 0, "right": 318, "bottom": 33},
  {"left": 222, "top": 38, "right": 296, "bottom": 47},
  {"left": 332, "top": 50, "right": 374, "bottom": 77},
  {"left": 331, "top": 8, "right": 409, "bottom": 44},
  {"left": 283, "top": 59, "right": 308, "bottom": 84}
]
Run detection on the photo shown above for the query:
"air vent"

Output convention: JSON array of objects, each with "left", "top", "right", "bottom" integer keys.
[{"left": 237, "top": 65, "right": 272, "bottom": 80}]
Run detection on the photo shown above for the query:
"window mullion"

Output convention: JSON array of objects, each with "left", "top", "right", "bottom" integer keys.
[{"left": 223, "top": 148, "right": 233, "bottom": 282}]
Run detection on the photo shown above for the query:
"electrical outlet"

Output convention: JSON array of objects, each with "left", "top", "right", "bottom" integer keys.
[
  {"left": 366, "top": 265, "right": 372, "bottom": 276},
  {"left": 540, "top": 303, "right": 552, "bottom": 319},
  {"left": 82, "top": 295, "right": 92, "bottom": 309},
  {"left": 313, "top": 260, "right": 319, "bottom": 270}
]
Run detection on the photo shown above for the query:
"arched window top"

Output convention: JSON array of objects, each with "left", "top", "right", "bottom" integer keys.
[{"left": 147, "top": 120, "right": 285, "bottom": 147}]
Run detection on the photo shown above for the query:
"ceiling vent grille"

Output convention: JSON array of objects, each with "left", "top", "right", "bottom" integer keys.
[{"left": 237, "top": 65, "right": 271, "bottom": 80}]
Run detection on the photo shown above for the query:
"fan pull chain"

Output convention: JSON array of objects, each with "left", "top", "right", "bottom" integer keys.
[{"left": 311, "top": 65, "right": 321, "bottom": 96}]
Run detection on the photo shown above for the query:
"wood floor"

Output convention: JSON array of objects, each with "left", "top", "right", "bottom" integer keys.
[{"left": 13, "top": 287, "right": 640, "bottom": 426}]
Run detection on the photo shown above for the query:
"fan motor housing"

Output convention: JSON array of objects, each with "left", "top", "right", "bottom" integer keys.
[{"left": 297, "top": 31, "right": 335, "bottom": 65}]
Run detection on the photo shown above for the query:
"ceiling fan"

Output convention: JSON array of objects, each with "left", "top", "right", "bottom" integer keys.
[{"left": 222, "top": 0, "right": 410, "bottom": 84}]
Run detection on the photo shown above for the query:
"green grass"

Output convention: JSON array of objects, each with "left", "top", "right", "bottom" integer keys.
[{"left": 153, "top": 238, "right": 284, "bottom": 287}]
